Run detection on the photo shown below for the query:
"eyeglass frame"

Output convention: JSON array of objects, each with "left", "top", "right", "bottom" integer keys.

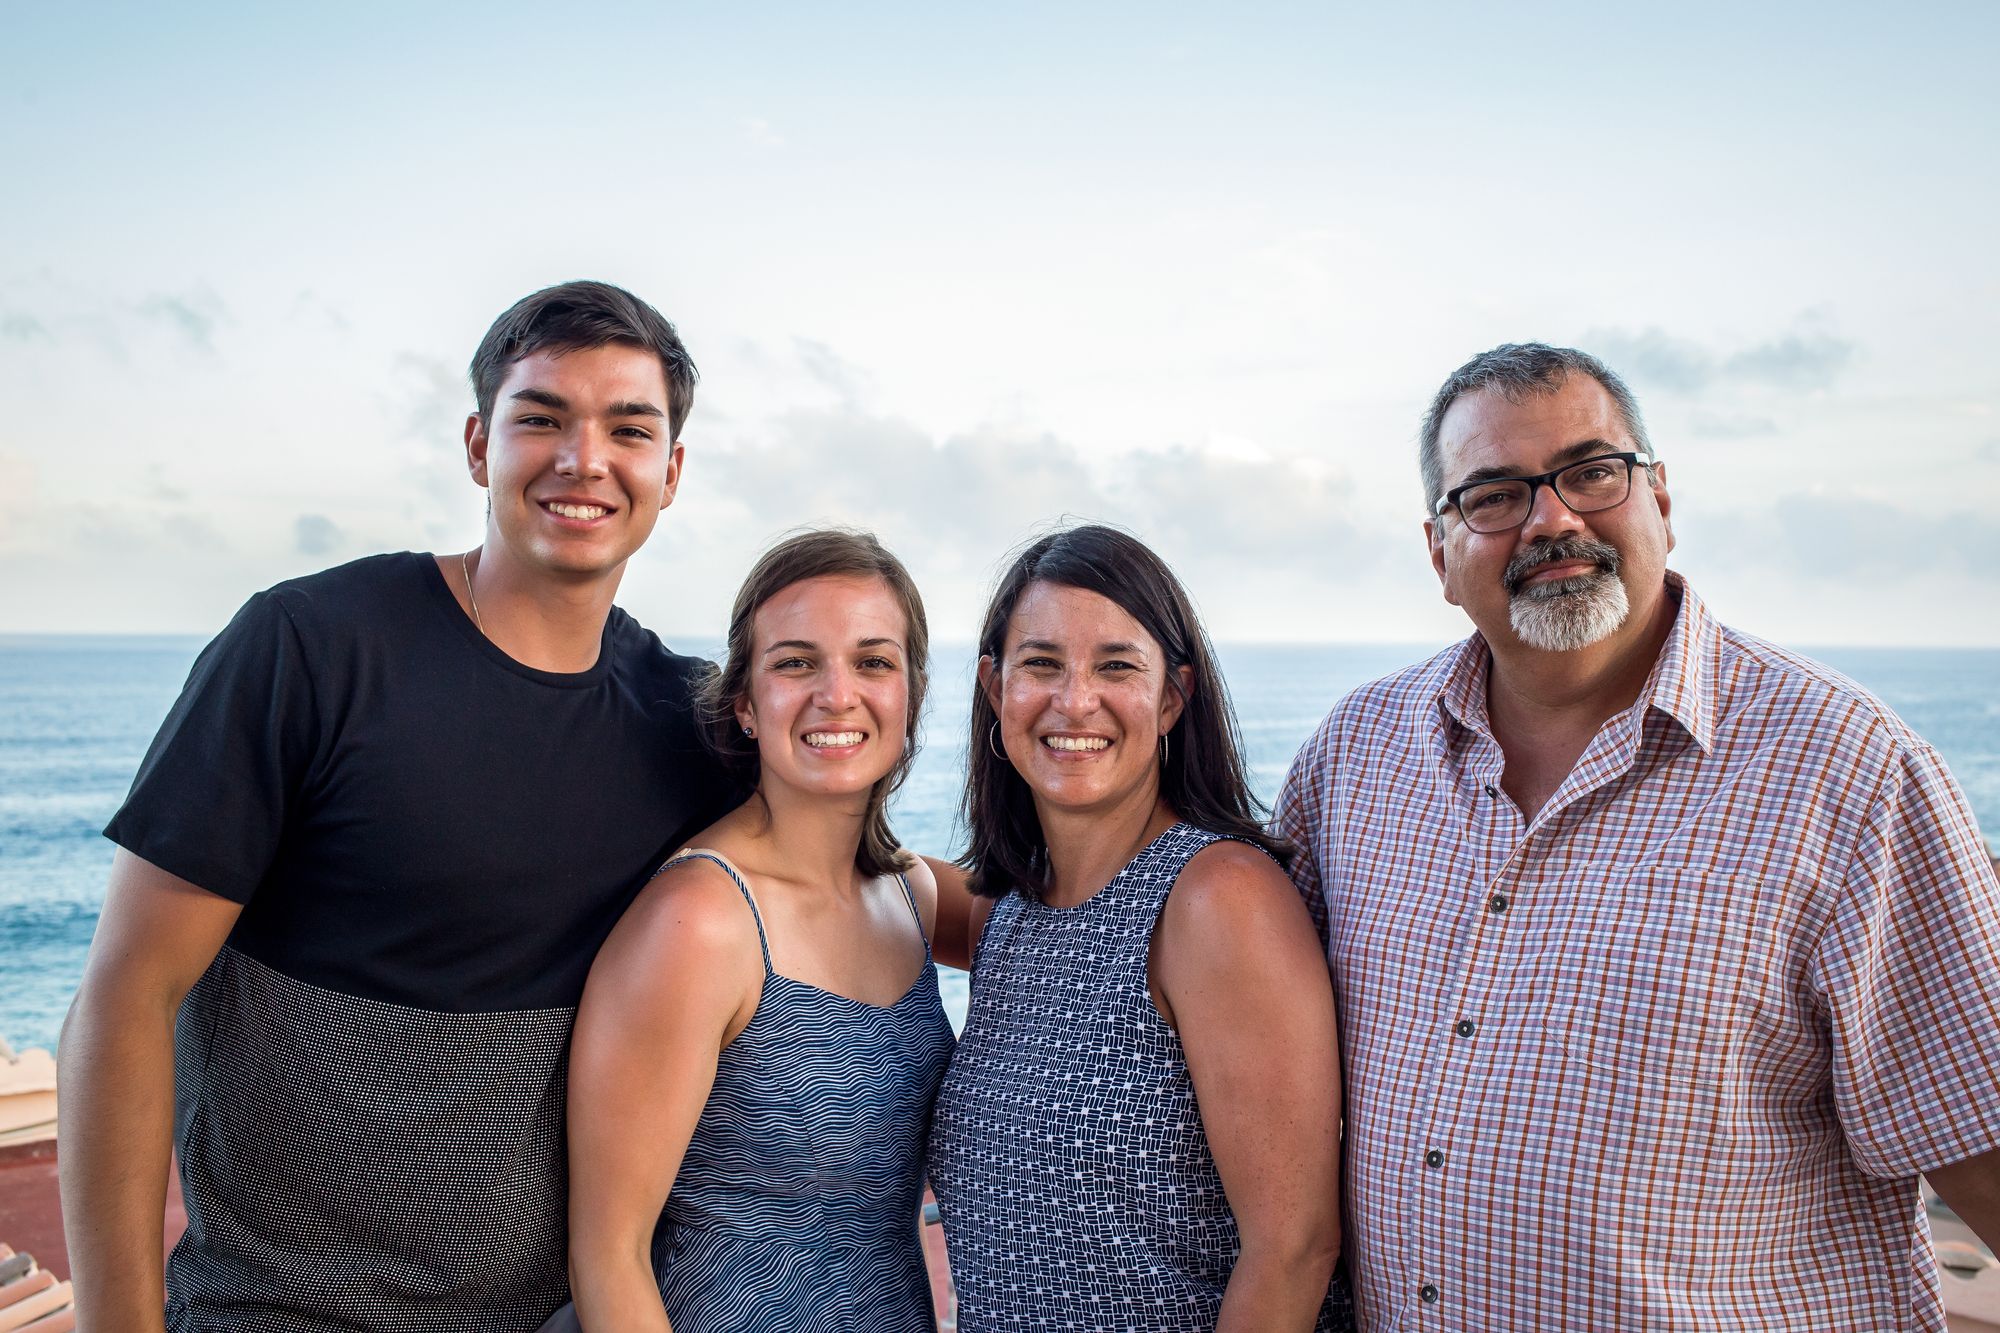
[{"left": 1432, "top": 451, "right": 1657, "bottom": 533}]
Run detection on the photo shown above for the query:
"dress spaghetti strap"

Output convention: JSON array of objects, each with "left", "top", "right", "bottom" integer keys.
[{"left": 666, "top": 849, "right": 774, "bottom": 975}]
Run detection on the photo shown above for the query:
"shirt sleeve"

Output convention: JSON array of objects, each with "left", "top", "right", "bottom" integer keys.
[
  {"left": 1273, "top": 720, "right": 1334, "bottom": 952},
  {"left": 102, "top": 589, "right": 322, "bottom": 904},
  {"left": 1812, "top": 738, "right": 2000, "bottom": 1178}
]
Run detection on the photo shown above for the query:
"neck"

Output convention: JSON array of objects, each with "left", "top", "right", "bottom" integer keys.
[
  {"left": 456, "top": 541, "right": 625, "bottom": 674},
  {"left": 1036, "top": 783, "right": 1177, "bottom": 909},
  {"left": 1485, "top": 579, "right": 1678, "bottom": 743},
  {"left": 734, "top": 781, "right": 874, "bottom": 897}
]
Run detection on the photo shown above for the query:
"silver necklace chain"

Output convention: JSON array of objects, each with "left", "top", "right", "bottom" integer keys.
[{"left": 459, "top": 550, "right": 484, "bottom": 636}]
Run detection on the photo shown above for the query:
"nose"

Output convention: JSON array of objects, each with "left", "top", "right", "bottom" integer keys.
[
  {"left": 1517, "top": 476, "right": 1586, "bottom": 544},
  {"left": 815, "top": 662, "right": 860, "bottom": 711},
  {"left": 555, "top": 421, "right": 611, "bottom": 480},
  {"left": 1049, "top": 667, "right": 1099, "bottom": 718}
]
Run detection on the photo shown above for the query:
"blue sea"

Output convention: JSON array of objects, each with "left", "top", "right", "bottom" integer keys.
[{"left": 3, "top": 634, "right": 1998, "bottom": 1053}]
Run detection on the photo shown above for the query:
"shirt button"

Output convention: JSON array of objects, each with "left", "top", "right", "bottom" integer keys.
[
  {"left": 1425, "top": 1149, "right": 1444, "bottom": 1168},
  {"left": 1483, "top": 783, "right": 1498, "bottom": 797},
  {"left": 1488, "top": 893, "right": 1510, "bottom": 914},
  {"left": 1455, "top": 1019, "right": 1477, "bottom": 1038},
  {"left": 1420, "top": 1283, "right": 1440, "bottom": 1304}
]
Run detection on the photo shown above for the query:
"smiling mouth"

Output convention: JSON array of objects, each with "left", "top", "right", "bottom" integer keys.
[
  {"left": 544, "top": 502, "right": 609, "bottom": 520},
  {"left": 803, "top": 731, "right": 865, "bottom": 748},
  {"left": 1042, "top": 736, "right": 1110, "bottom": 752}
]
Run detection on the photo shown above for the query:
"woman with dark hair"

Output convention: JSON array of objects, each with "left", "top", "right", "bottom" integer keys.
[
  {"left": 565, "top": 529, "right": 954, "bottom": 1332},
  {"left": 927, "top": 524, "right": 1351, "bottom": 1332}
]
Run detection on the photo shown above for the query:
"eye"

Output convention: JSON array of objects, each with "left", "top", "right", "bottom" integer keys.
[
  {"left": 517, "top": 413, "right": 558, "bottom": 428},
  {"left": 1017, "top": 655, "right": 1061, "bottom": 672},
  {"left": 1100, "top": 658, "right": 1140, "bottom": 674},
  {"left": 613, "top": 425, "right": 654, "bottom": 440},
  {"left": 1465, "top": 486, "right": 1517, "bottom": 512},
  {"left": 858, "top": 654, "right": 899, "bottom": 671},
  {"left": 1570, "top": 462, "right": 1616, "bottom": 483},
  {"left": 770, "top": 656, "right": 812, "bottom": 671}
]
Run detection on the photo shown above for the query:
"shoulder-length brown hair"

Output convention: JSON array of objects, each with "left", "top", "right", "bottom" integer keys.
[
  {"left": 700, "top": 529, "right": 929, "bottom": 877},
  {"left": 962, "top": 523, "right": 1290, "bottom": 899}
]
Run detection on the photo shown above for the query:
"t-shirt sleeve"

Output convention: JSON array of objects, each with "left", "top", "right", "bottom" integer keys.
[
  {"left": 103, "top": 589, "right": 322, "bottom": 904},
  {"left": 1274, "top": 719, "right": 1334, "bottom": 951},
  {"left": 1812, "top": 738, "right": 2000, "bottom": 1178}
]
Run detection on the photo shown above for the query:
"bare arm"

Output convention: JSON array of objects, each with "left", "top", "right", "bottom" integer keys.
[
  {"left": 1153, "top": 842, "right": 1343, "bottom": 1333},
  {"left": 1931, "top": 1145, "right": 2000, "bottom": 1254},
  {"left": 58, "top": 850, "right": 244, "bottom": 1333},
  {"left": 567, "top": 864, "right": 763, "bottom": 1332},
  {"left": 924, "top": 856, "right": 988, "bottom": 973}
]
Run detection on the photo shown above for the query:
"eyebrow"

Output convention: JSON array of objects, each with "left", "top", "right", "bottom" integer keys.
[
  {"left": 1452, "top": 438, "right": 1624, "bottom": 489},
  {"left": 508, "top": 388, "right": 665, "bottom": 419},
  {"left": 1012, "top": 638, "right": 1148, "bottom": 655},
  {"left": 763, "top": 637, "right": 904, "bottom": 655}
]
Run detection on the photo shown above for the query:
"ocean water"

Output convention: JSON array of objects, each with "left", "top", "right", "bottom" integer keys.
[{"left": 3, "top": 634, "right": 1997, "bottom": 1053}]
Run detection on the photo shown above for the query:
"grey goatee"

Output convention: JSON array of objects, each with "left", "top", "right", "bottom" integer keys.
[{"left": 1504, "top": 536, "right": 1629, "bottom": 652}]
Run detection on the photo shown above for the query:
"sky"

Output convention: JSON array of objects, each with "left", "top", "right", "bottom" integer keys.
[{"left": 2, "top": 1, "right": 1996, "bottom": 646}]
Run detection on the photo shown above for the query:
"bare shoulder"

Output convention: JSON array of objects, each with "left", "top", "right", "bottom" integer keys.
[
  {"left": 901, "top": 851, "right": 940, "bottom": 936},
  {"left": 1168, "top": 839, "right": 1304, "bottom": 925},
  {"left": 598, "top": 855, "right": 761, "bottom": 982}
]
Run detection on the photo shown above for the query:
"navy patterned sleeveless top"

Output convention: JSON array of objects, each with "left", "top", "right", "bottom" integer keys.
[
  {"left": 654, "top": 850, "right": 955, "bottom": 1333},
  {"left": 927, "top": 822, "right": 1353, "bottom": 1332}
]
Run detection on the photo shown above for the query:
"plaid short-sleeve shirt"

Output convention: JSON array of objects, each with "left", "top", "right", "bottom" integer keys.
[{"left": 1276, "top": 575, "right": 2000, "bottom": 1331}]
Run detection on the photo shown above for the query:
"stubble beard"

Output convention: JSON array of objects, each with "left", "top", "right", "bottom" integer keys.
[{"left": 1504, "top": 537, "right": 1630, "bottom": 653}]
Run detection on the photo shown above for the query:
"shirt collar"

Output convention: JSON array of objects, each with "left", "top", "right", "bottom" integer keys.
[{"left": 1432, "top": 571, "right": 1718, "bottom": 756}]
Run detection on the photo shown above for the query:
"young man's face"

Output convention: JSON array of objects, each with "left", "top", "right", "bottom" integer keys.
[{"left": 465, "top": 343, "right": 684, "bottom": 585}]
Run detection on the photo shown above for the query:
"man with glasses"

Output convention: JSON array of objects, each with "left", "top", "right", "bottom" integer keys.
[{"left": 1276, "top": 343, "right": 2000, "bottom": 1330}]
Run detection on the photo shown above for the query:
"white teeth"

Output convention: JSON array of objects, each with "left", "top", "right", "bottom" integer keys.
[
  {"left": 804, "top": 731, "right": 865, "bottom": 748},
  {"left": 548, "top": 502, "right": 608, "bottom": 519},
  {"left": 1043, "top": 736, "right": 1110, "bottom": 752}
]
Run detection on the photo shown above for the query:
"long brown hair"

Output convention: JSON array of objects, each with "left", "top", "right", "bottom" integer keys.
[
  {"left": 700, "top": 529, "right": 930, "bottom": 877},
  {"left": 961, "top": 524, "right": 1289, "bottom": 899}
]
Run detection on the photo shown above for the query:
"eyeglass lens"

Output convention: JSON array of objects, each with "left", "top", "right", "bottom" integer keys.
[{"left": 1457, "top": 457, "right": 1632, "bottom": 533}]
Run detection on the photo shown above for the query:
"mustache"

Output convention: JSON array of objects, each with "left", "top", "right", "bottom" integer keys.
[{"left": 1504, "top": 536, "right": 1622, "bottom": 596}]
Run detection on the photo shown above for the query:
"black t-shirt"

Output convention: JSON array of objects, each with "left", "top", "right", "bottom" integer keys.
[{"left": 104, "top": 552, "right": 735, "bottom": 1330}]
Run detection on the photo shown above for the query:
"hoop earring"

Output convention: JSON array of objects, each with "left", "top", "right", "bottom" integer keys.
[
  {"left": 1159, "top": 731, "right": 1170, "bottom": 767},
  {"left": 987, "top": 720, "right": 1010, "bottom": 763}
]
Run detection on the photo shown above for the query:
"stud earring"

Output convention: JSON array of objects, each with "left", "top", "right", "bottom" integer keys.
[{"left": 742, "top": 723, "right": 755, "bottom": 738}]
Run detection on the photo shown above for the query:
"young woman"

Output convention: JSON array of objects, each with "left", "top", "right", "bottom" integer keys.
[
  {"left": 566, "top": 530, "right": 954, "bottom": 1332},
  {"left": 927, "top": 525, "right": 1352, "bottom": 1332}
]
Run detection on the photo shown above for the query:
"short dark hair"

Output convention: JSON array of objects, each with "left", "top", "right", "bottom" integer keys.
[
  {"left": 700, "top": 529, "right": 930, "bottom": 879},
  {"left": 1419, "top": 342, "right": 1653, "bottom": 515},
  {"left": 961, "top": 524, "right": 1289, "bottom": 899},
  {"left": 468, "top": 280, "right": 698, "bottom": 439}
]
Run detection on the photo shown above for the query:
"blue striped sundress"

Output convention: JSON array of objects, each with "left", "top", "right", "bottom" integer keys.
[{"left": 652, "top": 849, "right": 956, "bottom": 1333}]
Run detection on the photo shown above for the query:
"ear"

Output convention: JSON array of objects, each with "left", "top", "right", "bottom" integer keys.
[
  {"left": 657, "top": 441, "right": 686, "bottom": 512},
  {"left": 732, "top": 691, "right": 756, "bottom": 737},
  {"left": 465, "top": 413, "right": 490, "bottom": 488},
  {"left": 1161, "top": 663, "right": 1193, "bottom": 733},
  {"left": 976, "top": 654, "right": 1002, "bottom": 715},
  {"left": 1649, "top": 461, "right": 1674, "bottom": 555},
  {"left": 1424, "top": 516, "right": 1459, "bottom": 605}
]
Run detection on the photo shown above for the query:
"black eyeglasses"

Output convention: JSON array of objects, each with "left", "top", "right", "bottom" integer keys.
[{"left": 1434, "top": 452, "right": 1654, "bottom": 534}]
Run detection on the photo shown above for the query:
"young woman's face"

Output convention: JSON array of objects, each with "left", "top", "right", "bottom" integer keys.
[
  {"left": 737, "top": 574, "right": 912, "bottom": 800},
  {"left": 983, "top": 580, "right": 1187, "bottom": 820}
]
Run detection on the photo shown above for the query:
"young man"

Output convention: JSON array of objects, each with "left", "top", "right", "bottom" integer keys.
[
  {"left": 1277, "top": 343, "right": 2000, "bottom": 1330},
  {"left": 58, "top": 281, "right": 731, "bottom": 1331}
]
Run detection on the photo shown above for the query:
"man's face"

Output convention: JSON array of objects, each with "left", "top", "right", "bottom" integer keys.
[
  {"left": 1424, "top": 375, "right": 1673, "bottom": 655},
  {"left": 465, "top": 343, "right": 684, "bottom": 585}
]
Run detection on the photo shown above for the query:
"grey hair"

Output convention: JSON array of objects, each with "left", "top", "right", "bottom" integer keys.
[{"left": 1418, "top": 343, "right": 1654, "bottom": 515}]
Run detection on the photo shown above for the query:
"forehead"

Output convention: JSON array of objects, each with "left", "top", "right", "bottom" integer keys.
[
  {"left": 754, "top": 574, "right": 906, "bottom": 644},
  {"left": 1436, "top": 375, "right": 1630, "bottom": 482},
  {"left": 495, "top": 343, "right": 670, "bottom": 407},
  {"left": 1005, "top": 581, "right": 1157, "bottom": 652}
]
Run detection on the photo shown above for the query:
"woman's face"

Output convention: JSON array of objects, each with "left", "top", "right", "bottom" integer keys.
[
  {"left": 736, "top": 574, "right": 912, "bottom": 801},
  {"left": 982, "top": 580, "right": 1188, "bottom": 820}
]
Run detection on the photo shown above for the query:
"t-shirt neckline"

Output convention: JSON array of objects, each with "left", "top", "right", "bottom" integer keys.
[{"left": 415, "top": 551, "right": 617, "bottom": 690}]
